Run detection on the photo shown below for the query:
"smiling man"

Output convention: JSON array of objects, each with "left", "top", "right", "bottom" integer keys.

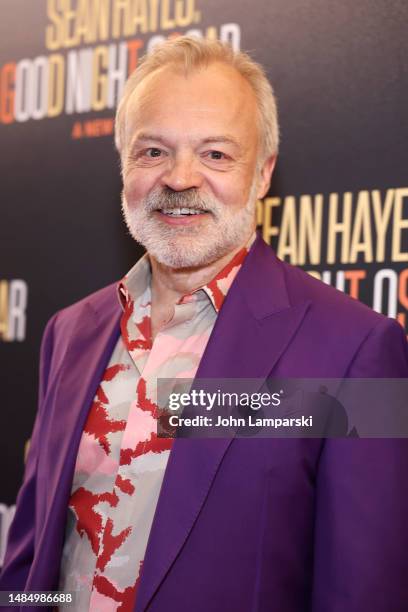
[
  {"left": 1, "top": 37, "right": 408, "bottom": 612},
  {"left": 118, "top": 50, "right": 276, "bottom": 338}
]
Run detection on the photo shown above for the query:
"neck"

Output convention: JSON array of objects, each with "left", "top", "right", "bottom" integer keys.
[
  {"left": 147, "top": 229, "right": 255, "bottom": 339},
  {"left": 150, "top": 241, "right": 246, "bottom": 307}
]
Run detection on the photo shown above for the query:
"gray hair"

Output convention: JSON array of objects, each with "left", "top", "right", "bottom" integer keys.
[{"left": 115, "top": 36, "right": 279, "bottom": 165}]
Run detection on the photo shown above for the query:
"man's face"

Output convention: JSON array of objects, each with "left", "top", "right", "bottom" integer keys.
[{"left": 121, "top": 62, "right": 275, "bottom": 268}]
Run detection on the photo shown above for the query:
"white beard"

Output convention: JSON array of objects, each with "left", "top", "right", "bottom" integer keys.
[{"left": 121, "top": 178, "right": 258, "bottom": 269}]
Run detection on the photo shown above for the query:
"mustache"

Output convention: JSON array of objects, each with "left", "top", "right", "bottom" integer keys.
[{"left": 144, "top": 187, "right": 215, "bottom": 212}]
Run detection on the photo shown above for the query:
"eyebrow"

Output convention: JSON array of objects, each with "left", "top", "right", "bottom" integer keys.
[
  {"left": 130, "top": 132, "right": 242, "bottom": 150},
  {"left": 131, "top": 133, "right": 168, "bottom": 146},
  {"left": 201, "top": 136, "right": 241, "bottom": 149}
]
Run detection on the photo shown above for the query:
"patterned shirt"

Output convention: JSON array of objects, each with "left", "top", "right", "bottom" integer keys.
[{"left": 58, "top": 236, "right": 254, "bottom": 611}]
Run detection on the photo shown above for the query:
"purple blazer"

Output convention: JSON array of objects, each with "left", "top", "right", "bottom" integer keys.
[{"left": 1, "top": 236, "right": 408, "bottom": 611}]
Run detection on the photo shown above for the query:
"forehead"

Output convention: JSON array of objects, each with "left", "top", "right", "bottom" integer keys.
[{"left": 125, "top": 62, "right": 259, "bottom": 147}]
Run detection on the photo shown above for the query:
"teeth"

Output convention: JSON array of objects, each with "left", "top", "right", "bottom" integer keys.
[{"left": 160, "top": 208, "right": 204, "bottom": 216}]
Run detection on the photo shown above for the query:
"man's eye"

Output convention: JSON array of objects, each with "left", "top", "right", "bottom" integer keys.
[
  {"left": 145, "top": 148, "right": 162, "bottom": 158},
  {"left": 208, "top": 150, "right": 225, "bottom": 160}
]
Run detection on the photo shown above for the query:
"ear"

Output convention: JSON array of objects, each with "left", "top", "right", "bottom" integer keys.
[{"left": 257, "top": 155, "right": 277, "bottom": 199}]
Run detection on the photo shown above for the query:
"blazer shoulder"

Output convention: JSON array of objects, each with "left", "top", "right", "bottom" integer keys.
[
  {"left": 274, "top": 256, "right": 407, "bottom": 375},
  {"left": 51, "top": 282, "right": 119, "bottom": 336},
  {"left": 250, "top": 237, "right": 386, "bottom": 331},
  {"left": 280, "top": 256, "right": 386, "bottom": 330}
]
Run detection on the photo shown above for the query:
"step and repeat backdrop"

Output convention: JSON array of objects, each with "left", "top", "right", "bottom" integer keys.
[{"left": 1, "top": 0, "right": 407, "bottom": 562}]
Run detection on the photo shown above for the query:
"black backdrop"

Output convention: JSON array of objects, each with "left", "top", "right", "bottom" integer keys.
[{"left": 1, "top": 0, "right": 407, "bottom": 556}]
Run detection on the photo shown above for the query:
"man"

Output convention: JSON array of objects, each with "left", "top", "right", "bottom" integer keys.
[{"left": 1, "top": 37, "right": 408, "bottom": 612}]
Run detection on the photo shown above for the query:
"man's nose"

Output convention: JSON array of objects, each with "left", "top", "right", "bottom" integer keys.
[{"left": 161, "top": 154, "right": 203, "bottom": 191}]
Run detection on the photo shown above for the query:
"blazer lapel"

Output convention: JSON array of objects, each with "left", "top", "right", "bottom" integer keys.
[
  {"left": 135, "top": 237, "right": 311, "bottom": 611},
  {"left": 31, "top": 288, "right": 122, "bottom": 587}
]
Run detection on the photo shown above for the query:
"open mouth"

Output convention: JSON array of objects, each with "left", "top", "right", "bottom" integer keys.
[{"left": 158, "top": 207, "right": 208, "bottom": 217}]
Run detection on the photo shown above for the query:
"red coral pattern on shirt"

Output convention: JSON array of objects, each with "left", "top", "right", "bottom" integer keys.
[
  {"left": 96, "top": 518, "right": 132, "bottom": 572},
  {"left": 93, "top": 573, "right": 140, "bottom": 611},
  {"left": 70, "top": 487, "right": 119, "bottom": 554},
  {"left": 115, "top": 474, "right": 135, "bottom": 495},
  {"left": 84, "top": 400, "right": 127, "bottom": 455}
]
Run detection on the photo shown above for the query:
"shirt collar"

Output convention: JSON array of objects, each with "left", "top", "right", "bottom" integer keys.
[
  {"left": 117, "top": 232, "right": 256, "bottom": 314},
  {"left": 118, "top": 254, "right": 151, "bottom": 311}
]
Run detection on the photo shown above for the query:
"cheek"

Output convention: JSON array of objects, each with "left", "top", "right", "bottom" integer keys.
[
  {"left": 211, "top": 177, "right": 253, "bottom": 209},
  {"left": 123, "top": 171, "right": 151, "bottom": 204}
]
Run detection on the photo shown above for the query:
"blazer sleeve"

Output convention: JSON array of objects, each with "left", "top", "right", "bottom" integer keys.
[
  {"left": 311, "top": 318, "right": 408, "bottom": 611},
  {"left": 0, "top": 313, "right": 58, "bottom": 591}
]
